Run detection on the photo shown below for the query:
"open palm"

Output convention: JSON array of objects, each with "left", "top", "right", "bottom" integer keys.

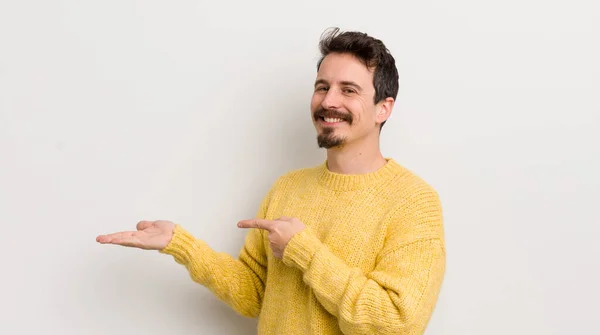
[{"left": 96, "top": 220, "right": 175, "bottom": 250}]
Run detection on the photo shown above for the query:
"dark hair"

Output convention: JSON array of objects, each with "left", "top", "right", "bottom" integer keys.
[{"left": 316, "top": 27, "right": 399, "bottom": 129}]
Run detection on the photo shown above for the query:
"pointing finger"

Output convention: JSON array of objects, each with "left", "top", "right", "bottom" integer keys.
[{"left": 237, "top": 219, "right": 276, "bottom": 232}]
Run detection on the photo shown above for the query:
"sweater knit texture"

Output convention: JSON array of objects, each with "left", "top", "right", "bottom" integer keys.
[{"left": 160, "top": 158, "right": 446, "bottom": 334}]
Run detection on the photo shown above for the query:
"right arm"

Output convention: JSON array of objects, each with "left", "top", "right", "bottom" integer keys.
[
  {"left": 160, "top": 222, "right": 268, "bottom": 317},
  {"left": 97, "top": 190, "right": 273, "bottom": 318},
  {"left": 159, "top": 186, "right": 273, "bottom": 318}
]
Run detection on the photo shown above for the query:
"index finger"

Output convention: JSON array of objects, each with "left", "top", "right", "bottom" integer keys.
[{"left": 237, "top": 219, "right": 276, "bottom": 232}]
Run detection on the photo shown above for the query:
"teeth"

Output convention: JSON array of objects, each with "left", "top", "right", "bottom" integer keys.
[{"left": 324, "top": 117, "right": 343, "bottom": 123}]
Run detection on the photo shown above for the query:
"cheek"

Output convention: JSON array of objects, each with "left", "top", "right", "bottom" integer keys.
[
  {"left": 347, "top": 101, "right": 368, "bottom": 124},
  {"left": 310, "top": 94, "right": 322, "bottom": 111}
]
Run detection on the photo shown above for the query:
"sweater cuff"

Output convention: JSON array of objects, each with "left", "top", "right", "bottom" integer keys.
[
  {"left": 282, "top": 227, "right": 323, "bottom": 271},
  {"left": 159, "top": 224, "right": 199, "bottom": 265}
]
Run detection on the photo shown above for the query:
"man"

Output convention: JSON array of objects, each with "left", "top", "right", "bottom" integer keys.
[{"left": 97, "top": 27, "right": 445, "bottom": 335}]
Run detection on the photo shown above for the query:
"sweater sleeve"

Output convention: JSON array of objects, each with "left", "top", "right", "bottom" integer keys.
[
  {"left": 158, "top": 194, "right": 271, "bottom": 318},
  {"left": 281, "top": 192, "right": 446, "bottom": 334}
]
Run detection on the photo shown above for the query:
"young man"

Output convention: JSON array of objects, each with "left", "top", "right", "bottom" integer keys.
[{"left": 97, "top": 28, "right": 446, "bottom": 335}]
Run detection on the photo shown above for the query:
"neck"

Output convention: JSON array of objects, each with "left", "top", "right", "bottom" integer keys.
[{"left": 325, "top": 136, "right": 387, "bottom": 174}]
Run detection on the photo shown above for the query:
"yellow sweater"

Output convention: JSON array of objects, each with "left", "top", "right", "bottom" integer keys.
[{"left": 160, "top": 158, "right": 445, "bottom": 334}]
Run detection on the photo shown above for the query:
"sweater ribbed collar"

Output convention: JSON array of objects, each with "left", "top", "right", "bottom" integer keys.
[{"left": 316, "top": 158, "right": 404, "bottom": 191}]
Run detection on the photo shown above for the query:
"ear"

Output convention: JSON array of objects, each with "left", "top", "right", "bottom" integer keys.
[{"left": 375, "top": 97, "right": 395, "bottom": 124}]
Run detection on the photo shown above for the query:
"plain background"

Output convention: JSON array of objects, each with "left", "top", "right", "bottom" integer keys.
[{"left": 1, "top": 0, "right": 599, "bottom": 334}]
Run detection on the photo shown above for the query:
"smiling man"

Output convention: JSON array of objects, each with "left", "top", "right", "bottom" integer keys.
[{"left": 97, "top": 27, "right": 446, "bottom": 335}]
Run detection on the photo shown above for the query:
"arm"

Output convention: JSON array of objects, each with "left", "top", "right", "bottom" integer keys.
[
  {"left": 159, "top": 195, "right": 271, "bottom": 318},
  {"left": 281, "top": 192, "right": 445, "bottom": 334}
]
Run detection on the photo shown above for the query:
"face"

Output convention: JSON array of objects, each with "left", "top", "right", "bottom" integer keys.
[{"left": 310, "top": 52, "right": 393, "bottom": 149}]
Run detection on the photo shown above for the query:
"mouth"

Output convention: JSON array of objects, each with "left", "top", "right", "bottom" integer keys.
[
  {"left": 314, "top": 108, "right": 352, "bottom": 126},
  {"left": 321, "top": 117, "right": 345, "bottom": 123},
  {"left": 316, "top": 116, "right": 347, "bottom": 126}
]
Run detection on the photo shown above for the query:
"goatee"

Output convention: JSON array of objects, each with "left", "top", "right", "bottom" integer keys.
[{"left": 317, "top": 127, "right": 345, "bottom": 148}]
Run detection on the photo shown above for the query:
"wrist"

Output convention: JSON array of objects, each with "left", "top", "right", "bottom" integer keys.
[{"left": 282, "top": 227, "right": 322, "bottom": 271}]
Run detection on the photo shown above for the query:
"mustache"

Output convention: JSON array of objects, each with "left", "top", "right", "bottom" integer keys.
[{"left": 314, "top": 108, "right": 353, "bottom": 123}]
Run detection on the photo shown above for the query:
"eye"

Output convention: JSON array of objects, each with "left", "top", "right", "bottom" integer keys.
[
  {"left": 315, "top": 86, "right": 328, "bottom": 92},
  {"left": 342, "top": 88, "right": 356, "bottom": 94}
]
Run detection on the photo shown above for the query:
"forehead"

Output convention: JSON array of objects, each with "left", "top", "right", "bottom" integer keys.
[{"left": 317, "top": 53, "right": 374, "bottom": 87}]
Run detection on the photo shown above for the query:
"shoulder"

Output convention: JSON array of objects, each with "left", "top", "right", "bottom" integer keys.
[
  {"left": 381, "top": 159, "right": 441, "bottom": 205},
  {"left": 382, "top": 160, "right": 444, "bottom": 246}
]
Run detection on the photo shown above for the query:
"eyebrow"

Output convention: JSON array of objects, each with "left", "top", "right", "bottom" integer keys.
[{"left": 314, "top": 79, "right": 363, "bottom": 92}]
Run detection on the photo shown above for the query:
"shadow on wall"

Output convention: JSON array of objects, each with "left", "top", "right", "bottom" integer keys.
[
  {"left": 277, "top": 111, "right": 325, "bottom": 172},
  {"left": 253, "top": 69, "right": 326, "bottom": 177},
  {"left": 152, "top": 64, "right": 322, "bottom": 333}
]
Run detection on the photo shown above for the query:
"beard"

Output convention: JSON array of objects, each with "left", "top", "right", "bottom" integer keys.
[
  {"left": 317, "top": 127, "right": 345, "bottom": 148},
  {"left": 313, "top": 107, "right": 353, "bottom": 149}
]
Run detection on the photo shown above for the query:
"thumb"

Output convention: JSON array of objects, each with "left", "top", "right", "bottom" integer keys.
[{"left": 136, "top": 220, "right": 154, "bottom": 230}]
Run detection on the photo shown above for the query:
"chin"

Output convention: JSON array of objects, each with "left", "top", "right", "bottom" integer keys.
[{"left": 317, "top": 130, "right": 346, "bottom": 148}]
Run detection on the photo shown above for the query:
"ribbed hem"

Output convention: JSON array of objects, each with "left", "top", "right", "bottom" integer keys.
[
  {"left": 282, "top": 227, "right": 323, "bottom": 272},
  {"left": 316, "top": 158, "right": 403, "bottom": 191},
  {"left": 159, "top": 224, "right": 198, "bottom": 265}
]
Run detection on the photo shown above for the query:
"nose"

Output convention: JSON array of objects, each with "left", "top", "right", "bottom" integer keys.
[{"left": 321, "top": 88, "right": 342, "bottom": 110}]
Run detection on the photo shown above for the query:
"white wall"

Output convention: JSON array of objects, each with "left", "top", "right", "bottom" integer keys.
[{"left": 1, "top": 1, "right": 599, "bottom": 334}]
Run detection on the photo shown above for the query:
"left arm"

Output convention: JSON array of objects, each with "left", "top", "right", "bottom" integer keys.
[{"left": 282, "top": 227, "right": 445, "bottom": 335}]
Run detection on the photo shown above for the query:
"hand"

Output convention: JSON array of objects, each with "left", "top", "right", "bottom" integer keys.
[
  {"left": 96, "top": 220, "right": 175, "bottom": 250},
  {"left": 237, "top": 216, "right": 305, "bottom": 259}
]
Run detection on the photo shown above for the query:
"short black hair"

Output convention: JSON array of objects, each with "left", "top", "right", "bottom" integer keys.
[{"left": 317, "top": 27, "right": 399, "bottom": 129}]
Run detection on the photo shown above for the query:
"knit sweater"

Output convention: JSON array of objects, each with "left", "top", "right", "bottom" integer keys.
[{"left": 160, "top": 158, "right": 446, "bottom": 334}]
